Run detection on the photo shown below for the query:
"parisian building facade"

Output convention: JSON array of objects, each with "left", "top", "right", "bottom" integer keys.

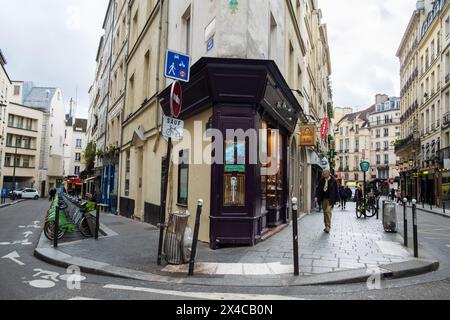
[
  {"left": 334, "top": 95, "right": 401, "bottom": 194},
  {"left": 88, "top": 0, "right": 335, "bottom": 247},
  {"left": 397, "top": 0, "right": 450, "bottom": 207}
]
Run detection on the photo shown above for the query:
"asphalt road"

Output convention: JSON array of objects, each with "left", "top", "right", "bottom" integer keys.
[{"left": 0, "top": 199, "right": 449, "bottom": 301}]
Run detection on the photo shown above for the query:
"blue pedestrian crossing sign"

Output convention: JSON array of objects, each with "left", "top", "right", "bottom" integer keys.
[{"left": 165, "top": 50, "right": 191, "bottom": 82}]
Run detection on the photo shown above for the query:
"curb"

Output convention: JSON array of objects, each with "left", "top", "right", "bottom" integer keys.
[
  {"left": 0, "top": 199, "right": 26, "bottom": 209},
  {"left": 407, "top": 205, "right": 450, "bottom": 219},
  {"left": 33, "top": 230, "right": 440, "bottom": 288}
]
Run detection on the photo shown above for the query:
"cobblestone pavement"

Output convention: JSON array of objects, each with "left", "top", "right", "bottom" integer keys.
[
  {"left": 45, "top": 201, "right": 412, "bottom": 276},
  {"left": 195, "top": 201, "right": 410, "bottom": 275}
]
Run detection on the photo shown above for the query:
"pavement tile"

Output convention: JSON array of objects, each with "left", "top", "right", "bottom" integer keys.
[{"left": 312, "top": 259, "right": 339, "bottom": 268}]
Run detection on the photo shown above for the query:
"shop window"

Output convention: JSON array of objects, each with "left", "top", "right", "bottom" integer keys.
[
  {"left": 261, "top": 127, "right": 283, "bottom": 210},
  {"left": 125, "top": 150, "right": 130, "bottom": 197},
  {"left": 177, "top": 150, "right": 189, "bottom": 206},
  {"left": 224, "top": 139, "right": 246, "bottom": 207}
]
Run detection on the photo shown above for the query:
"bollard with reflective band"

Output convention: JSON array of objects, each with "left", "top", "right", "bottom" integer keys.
[
  {"left": 403, "top": 198, "right": 408, "bottom": 247},
  {"left": 188, "top": 200, "right": 203, "bottom": 276},
  {"left": 292, "top": 198, "right": 299, "bottom": 276},
  {"left": 412, "top": 199, "right": 418, "bottom": 258}
]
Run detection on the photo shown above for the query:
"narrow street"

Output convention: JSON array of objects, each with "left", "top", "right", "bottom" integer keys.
[{"left": 0, "top": 200, "right": 449, "bottom": 300}]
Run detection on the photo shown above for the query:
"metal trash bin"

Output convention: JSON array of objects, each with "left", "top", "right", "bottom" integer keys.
[
  {"left": 164, "top": 211, "right": 191, "bottom": 265},
  {"left": 383, "top": 201, "right": 397, "bottom": 233}
]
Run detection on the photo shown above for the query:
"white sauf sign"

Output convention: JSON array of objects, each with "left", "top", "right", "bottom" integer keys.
[{"left": 162, "top": 115, "right": 184, "bottom": 140}]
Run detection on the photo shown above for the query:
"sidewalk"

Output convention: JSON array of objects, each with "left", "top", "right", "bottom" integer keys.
[
  {"left": 0, "top": 198, "right": 25, "bottom": 209},
  {"left": 405, "top": 202, "right": 450, "bottom": 218},
  {"left": 34, "top": 201, "right": 439, "bottom": 287}
]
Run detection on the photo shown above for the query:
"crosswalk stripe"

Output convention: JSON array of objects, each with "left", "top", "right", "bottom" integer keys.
[{"left": 103, "top": 284, "right": 305, "bottom": 300}]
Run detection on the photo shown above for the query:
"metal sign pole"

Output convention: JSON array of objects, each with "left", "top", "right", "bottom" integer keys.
[
  {"left": 292, "top": 198, "right": 300, "bottom": 276},
  {"left": 157, "top": 137, "right": 172, "bottom": 266},
  {"left": 412, "top": 199, "right": 419, "bottom": 258},
  {"left": 403, "top": 198, "right": 408, "bottom": 247}
]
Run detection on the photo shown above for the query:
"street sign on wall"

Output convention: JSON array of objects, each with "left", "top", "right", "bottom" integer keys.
[{"left": 165, "top": 50, "right": 191, "bottom": 82}]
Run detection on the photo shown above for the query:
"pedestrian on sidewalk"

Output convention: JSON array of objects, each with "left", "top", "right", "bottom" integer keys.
[
  {"left": 355, "top": 185, "right": 363, "bottom": 207},
  {"left": 315, "top": 169, "right": 340, "bottom": 234},
  {"left": 345, "top": 185, "right": 353, "bottom": 202},
  {"left": 339, "top": 185, "right": 348, "bottom": 210}
]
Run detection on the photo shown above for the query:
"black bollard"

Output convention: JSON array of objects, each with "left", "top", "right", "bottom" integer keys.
[
  {"left": 412, "top": 200, "right": 418, "bottom": 258},
  {"left": 54, "top": 205, "right": 60, "bottom": 248},
  {"left": 444, "top": 202, "right": 446, "bottom": 214},
  {"left": 188, "top": 200, "right": 204, "bottom": 276},
  {"left": 403, "top": 198, "right": 408, "bottom": 247},
  {"left": 95, "top": 204, "right": 100, "bottom": 240},
  {"left": 376, "top": 197, "right": 379, "bottom": 220},
  {"left": 292, "top": 198, "right": 300, "bottom": 276}
]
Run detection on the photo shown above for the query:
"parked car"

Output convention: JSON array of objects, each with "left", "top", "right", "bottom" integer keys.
[
  {"left": 9, "top": 188, "right": 25, "bottom": 199},
  {"left": 20, "top": 189, "right": 40, "bottom": 200}
]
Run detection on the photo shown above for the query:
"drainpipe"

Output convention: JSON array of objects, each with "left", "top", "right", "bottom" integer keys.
[
  {"left": 118, "top": 0, "right": 134, "bottom": 215},
  {"left": 153, "top": 0, "right": 168, "bottom": 153}
]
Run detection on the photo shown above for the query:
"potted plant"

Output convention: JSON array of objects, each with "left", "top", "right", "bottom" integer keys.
[
  {"left": 96, "top": 149, "right": 104, "bottom": 159},
  {"left": 108, "top": 144, "right": 116, "bottom": 158}
]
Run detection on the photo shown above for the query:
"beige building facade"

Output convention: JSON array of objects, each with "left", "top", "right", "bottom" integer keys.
[
  {"left": 397, "top": 0, "right": 450, "bottom": 206},
  {"left": 87, "top": 0, "right": 334, "bottom": 247},
  {"left": 334, "top": 106, "right": 373, "bottom": 188}
]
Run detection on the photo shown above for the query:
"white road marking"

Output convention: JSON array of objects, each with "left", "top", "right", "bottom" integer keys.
[
  {"left": 59, "top": 274, "right": 86, "bottom": 282},
  {"left": 0, "top": 242, "right": 11, "bottom": 246},
  {"left": 68, "top": 297, "right": 100, "bottom": 300},
  {"left": 23, "top": 231, "right": 33, "bottom": 238},
  {"left": 103, "top": 284, "right": 305, "bottom": 300},
  {"left": 2, "top": 251, "right": 25, "bottom": 266},
  {"left": 27, "top": 280, "right": 56, "bottom": 289},
  {"left": 446, "top": 245, "right": 450, "bottom": 248}
]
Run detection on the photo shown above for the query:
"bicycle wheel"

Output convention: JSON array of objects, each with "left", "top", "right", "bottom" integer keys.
[
  {"left": 44, "top": 221, "right": 65, "bottom": 241},
  {"left": 365, "top": 204, "right": 377, "bottom": 218},
  {"left": 78, "top": 217, "right": 93, "bottom": 238},
  {"left": 356, "top": 205, "right": 364, "bottom": 219}
]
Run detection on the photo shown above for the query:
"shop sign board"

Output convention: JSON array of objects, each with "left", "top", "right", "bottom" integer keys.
[{"left": 299, "top": 125, "right": 316, "bottom": 146}]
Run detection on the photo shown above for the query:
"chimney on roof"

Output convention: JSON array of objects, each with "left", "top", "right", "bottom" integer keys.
[{"left": 375, "top": 94, "right": 389, "bottom": 104}]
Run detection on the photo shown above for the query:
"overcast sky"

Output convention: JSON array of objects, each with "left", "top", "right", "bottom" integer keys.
[
  {"left": 320, "top": 0, "right": 417, "bottom": 111},
  {"left": 0, "top": 0, "right": 416, "bottom": 117},
  {"left": 0, "top": 0, "right": 108, "bottom": 118}
]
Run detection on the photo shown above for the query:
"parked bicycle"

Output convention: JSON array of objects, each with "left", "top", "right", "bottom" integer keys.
[
  {"left": 44, "top": 196, "right": 97, "bottom": 240},
  {"left": 356, "top": 195, "right": 379, "bottom": 219}
]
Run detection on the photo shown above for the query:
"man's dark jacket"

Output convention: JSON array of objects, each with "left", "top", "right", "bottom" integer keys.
[{"left": 315, "top": 176, "right": 340, "bottom": 206}]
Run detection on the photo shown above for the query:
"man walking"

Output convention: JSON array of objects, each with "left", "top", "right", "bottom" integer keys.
[{"left": 315, "top": 169, "right": 340, "bottom": 234}]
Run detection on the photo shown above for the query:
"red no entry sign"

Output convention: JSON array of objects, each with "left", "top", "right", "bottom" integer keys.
[{"left": 170, "top": 81, "right": 182, "bottom": 118}]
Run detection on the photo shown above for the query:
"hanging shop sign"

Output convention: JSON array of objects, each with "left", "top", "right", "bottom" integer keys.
[
  {"left": 299, "top": 125, "right": 316, "bottom": 146},
  {"left": 320, "top": 117, "right": 329, "bottom": 140}
]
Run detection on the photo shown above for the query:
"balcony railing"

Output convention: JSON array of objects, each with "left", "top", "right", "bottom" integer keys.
[
  {"left": 438, "top": 146, "right": 450, "bottom": 163},
  {"left": 443, "top": 112, "right": 450, "bottom": 128}
]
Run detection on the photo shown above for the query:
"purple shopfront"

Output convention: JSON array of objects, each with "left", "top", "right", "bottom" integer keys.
[{"left": 159, "top": 58, "right": 302, "bottom": 249}]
